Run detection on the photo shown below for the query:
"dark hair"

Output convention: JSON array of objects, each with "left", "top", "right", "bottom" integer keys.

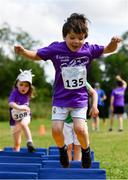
[
  {"left": 116, "top": 80, "right": 123, "bottom": 87},
  {"left": 62, "top": 13, "right": 89, "bottom": 38}
]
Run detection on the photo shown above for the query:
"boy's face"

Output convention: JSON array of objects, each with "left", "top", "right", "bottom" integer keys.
[{"left": 64, "top": 31, "right": 85, "bottom": 52}]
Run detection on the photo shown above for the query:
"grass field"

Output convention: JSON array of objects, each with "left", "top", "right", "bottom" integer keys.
[{"left": 0, "top": 117, "right": 128, "bottom": 179}]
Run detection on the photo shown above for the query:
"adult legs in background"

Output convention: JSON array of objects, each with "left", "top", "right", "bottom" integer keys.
[{"left": 117, "top": 114, "right": 123, "bottom": 131}]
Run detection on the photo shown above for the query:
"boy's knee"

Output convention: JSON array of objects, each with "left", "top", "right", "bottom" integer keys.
[
  {"left": 52, "top": 126, "right": 62, "bottom": 136},
  {"left": 74, "top": 127, "right": 87, "bottom": 136}
]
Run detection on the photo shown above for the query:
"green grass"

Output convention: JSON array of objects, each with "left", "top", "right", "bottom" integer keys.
[
  {"left": 89, "top": 119, "right": 128, "bottom": 179},
  {"left": 0, "top": 117, "right": 128, "bottom": 179}
]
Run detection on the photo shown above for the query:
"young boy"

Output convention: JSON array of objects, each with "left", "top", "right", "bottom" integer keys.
[{"left": 14, "top": 13, "right": 121, "bottom": 168}]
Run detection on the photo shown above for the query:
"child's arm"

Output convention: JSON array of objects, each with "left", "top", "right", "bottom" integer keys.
[
  {"left": 103, "top": 36, "right": 122, "bottom": 54},
  {"left": 14, "top": 45, "right": 42, "bottom": 61},
  {"left": 9, "top": 102, "right": 30, "bottom": 112}
]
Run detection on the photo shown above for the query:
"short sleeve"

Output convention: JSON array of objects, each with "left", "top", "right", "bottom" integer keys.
[
  {"left": 89, "top": 44, "right": 104, "bottom": 59},
  {"left": 9, "top": 90, "right": 16, "bottom": 103},
  {"left": 85, "top": 81, "right": 92, "bottom": 91},
  {"left": 37, "top": 42, "right": 59, "bottom": 60}
]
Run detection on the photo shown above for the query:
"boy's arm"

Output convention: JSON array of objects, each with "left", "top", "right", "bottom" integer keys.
[
  {"left": 14, "top": 45, "right": 42, "bottom": 61},
  {"left": 103, "top": 36, "right": 122, "bottom": 54}
]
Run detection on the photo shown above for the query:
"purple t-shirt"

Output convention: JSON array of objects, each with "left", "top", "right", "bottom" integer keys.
[
  {"left": 8, "top": 88, "right": 30, "bottom": 126},
  {"left": 37, "top": 41, "right": 104, "bottom": 108},
  {"left": 111, "top": 87, "right": 126, "bottom": 107}
]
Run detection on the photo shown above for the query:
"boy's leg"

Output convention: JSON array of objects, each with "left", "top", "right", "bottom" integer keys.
[
  {"left": 52, "top": 106, "right": 69, "bottom": 168},
  {"left": 52, "top": 120, "right": 65, "bottom": 147},
  {"left": 73, "top": 119, "right": 91, "bottom": 168},
  {"left": 52, "top": 120, "right": 69, "bottom": 168},
  {"left": 72, "top": 107, "right": 91, "bottom": 168},
  {"left": 81, "top": 146, "right": 91, "bottom": 168}
]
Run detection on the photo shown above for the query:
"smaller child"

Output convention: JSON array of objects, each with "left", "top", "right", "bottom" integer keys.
[
  {"left": 63, "top": 82, "right": 99, "bottom": 161},
  {"left": 8, "top": 69, "right": 36, "bottom": 152}
]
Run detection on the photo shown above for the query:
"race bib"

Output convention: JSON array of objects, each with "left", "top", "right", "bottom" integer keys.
[
  {"left": 62, "top": 66, "right": 87, "bottom": 89},
  {"left": 11, "top": 109, "right": 29, "bottom": 122}
]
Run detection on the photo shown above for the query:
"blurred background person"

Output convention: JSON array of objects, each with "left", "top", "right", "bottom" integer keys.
[
  {"left": 92, "top": 82, "right": 107, "bottom": 131},
  {"left": 109, "top": 75, "right": 127, "bottom": 132}
]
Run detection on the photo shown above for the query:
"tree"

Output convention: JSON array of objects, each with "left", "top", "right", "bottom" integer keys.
[
  {"left": 87, "top": 59, "right": 104, "bottom": 87},
  {"left": 119, "top": 31, "right": 128, "bottom": 55},
  {"left": 0, "top": 23, "right": 52, "bottom": 100}
]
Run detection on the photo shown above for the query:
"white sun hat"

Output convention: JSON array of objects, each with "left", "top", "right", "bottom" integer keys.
[{"left": 17, "top": 69, "right": 35, "bottom": 84}]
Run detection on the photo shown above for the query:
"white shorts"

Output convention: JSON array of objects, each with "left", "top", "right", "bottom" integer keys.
[
  {"left": 63, "top": 122, "right": 80, "bottom": 145},
  {"left": 52, "top": 106, "right": 87, "bottom": 121}
]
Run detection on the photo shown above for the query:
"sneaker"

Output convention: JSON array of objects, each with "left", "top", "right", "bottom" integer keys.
[
  {"left": 59, "top": 145, "right": 69, "bottom": 168},
  {"left": 81, "top": 146, "right": 91, "bottom": 168},
  {"left": 27, "top": 142, "right": 36, "bottom": 153},
  {"left": 95, "top": 127, "right": 99, "bottom": 132},
  {"left": 108, "top": 128, "right": 113, "bottom": 132},
  {"left": 118, "top": 129, "right": 123, "bottom": 132}
]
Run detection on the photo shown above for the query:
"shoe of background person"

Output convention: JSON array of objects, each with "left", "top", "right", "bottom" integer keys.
[
  {"left": 95, "top": 127, "right": 100, "bottom": 132},
  {"left": 108, "top": 128, "right": 113, "bottom": 132},
  {"left": 27, "top": 142, "right": 36, "bottom": 153},
  {"left": 118, "top": 129, "right": 123, "bottom": 132},
  {"left": 59, "top": 145, "right": 69, "bottom": 168},
  {"left": 81, "top": 146, "right": 91, "bottom": 168}
]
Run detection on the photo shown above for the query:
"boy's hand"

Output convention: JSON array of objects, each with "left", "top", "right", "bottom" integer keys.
[
  {"left": 14, "top": 45, "right": 25, "bottom": 55},
  {"left": 103, "top": 36, "right": 122, "bottom": 54},
  {"left": 111, "top": 36, "right": 122, "bottom": 44}
]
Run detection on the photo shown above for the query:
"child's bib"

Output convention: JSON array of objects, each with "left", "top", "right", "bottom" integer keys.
[
  {"left": 11, "top": 109, "right": 30, "bottom": 121},
  {"left": 62, "top": 66, "right": 87, "bottom": 89}
]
